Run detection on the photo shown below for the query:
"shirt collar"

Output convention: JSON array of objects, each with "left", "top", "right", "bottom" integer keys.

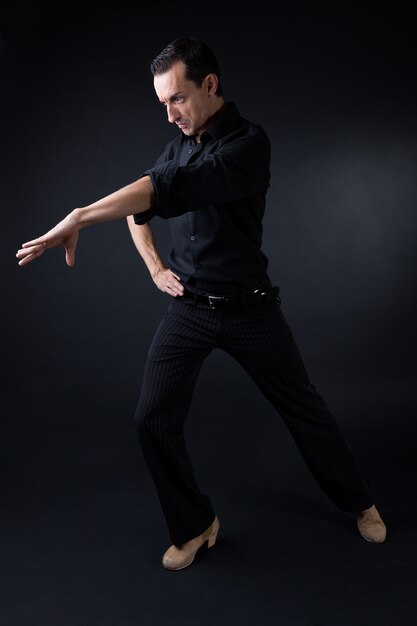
[
  {"left": 204, "top": 101, "right": 241, "bottom": 140},
  {"left": 181, "top": 101, "right": 241, "bottom": 144}
]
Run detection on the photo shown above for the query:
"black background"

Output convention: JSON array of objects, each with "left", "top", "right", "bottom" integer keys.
[{"left": 1, "top": 2, "right": 416, "bottom": 625}]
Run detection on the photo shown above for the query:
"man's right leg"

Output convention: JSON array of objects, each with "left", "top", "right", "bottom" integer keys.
[{"left": 135, "top": 300, "right": 217, "bottom": 547}]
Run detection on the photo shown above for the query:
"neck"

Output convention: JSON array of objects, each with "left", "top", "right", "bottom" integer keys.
[{"left": 194, "top": 98, "right": 225, "bottom": 143}]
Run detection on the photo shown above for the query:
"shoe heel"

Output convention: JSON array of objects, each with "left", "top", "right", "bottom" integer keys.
[
  {"left": 206, "top": 516, "right": 220, "bottom": 549},
  {"left": 207, "top": 527, "right": 219, "bottom": 549}
]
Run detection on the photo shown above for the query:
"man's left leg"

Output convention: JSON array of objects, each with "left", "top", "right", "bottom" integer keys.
[{"left": 220, "top": 293, "right": 386, "bottom": 542}]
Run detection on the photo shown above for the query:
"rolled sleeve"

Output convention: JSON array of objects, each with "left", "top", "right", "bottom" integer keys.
[
  {"left": 133, "top": 161, "right": 179, "bottom": 224},
  {"left": 133, "top": 130, "right": 270, "bottom": 223}
]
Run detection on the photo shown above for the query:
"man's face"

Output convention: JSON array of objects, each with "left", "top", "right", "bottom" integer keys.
[{"left": 154, "top": 61, "right": 215, "bottom": 140}]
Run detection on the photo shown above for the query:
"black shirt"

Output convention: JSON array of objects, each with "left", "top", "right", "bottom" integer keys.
[{"left": 134, "top": 102, "right": 271, "bottom": 295}]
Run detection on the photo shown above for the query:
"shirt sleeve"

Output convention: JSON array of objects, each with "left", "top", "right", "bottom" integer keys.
[
  {"left": 132, "top": 144, "right": 175, "bottom": 225},
  {"left": 133, "top": 161, "right": 177, "bottom": 224},
  {"left": 133, "top": 127, "right": 270, "bottom": 223}
]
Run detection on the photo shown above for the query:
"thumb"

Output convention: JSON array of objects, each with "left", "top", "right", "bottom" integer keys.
[{"left": 65, "top": 245, "right": 76, "bottom": 267}]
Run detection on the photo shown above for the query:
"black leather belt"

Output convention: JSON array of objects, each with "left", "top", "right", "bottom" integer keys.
[{"left": 179, "top": 284, "right": 280, "bottom": 310}]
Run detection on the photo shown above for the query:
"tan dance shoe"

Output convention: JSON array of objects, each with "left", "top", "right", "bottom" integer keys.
[
  {"left": 162, "top": 516, "right": 220, "bottom": 571},
  {"left": 357, "top": 505, "right": 387, "bottom": 543}
]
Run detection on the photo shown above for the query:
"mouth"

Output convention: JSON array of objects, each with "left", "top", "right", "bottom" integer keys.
[{"left": 177, "top": 122, "right": 188, "bottom": 129}]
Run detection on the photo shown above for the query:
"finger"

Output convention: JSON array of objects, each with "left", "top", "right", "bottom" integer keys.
[
  {"left": 16, "top": 243, "right": 45, "bottom": 258},
  {"left": 175, "top": 285, "right": 184, "bottom": 295},
  {"left": 170, "top": 283, "right": 184, "bottom": 296},
  {"left": 17, "top": 248, "right": 45, "bottom": 266},
  {"left": 168, "top": 274, "right": 184, "bottom": 288},
  {"left": 65, "top": 246, "right": 76, "bottom": 267},
  {"left": 165, "top": 284, "right": 179, "bottom": 296},
  {"left": 21, "top": 237, "right": 47, "bottom": 248},
  {"left": 166, "top": 279, "right": 182, "bottom": 292}
]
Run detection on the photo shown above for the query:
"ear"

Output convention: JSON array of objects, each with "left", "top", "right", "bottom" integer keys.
[{"left": 205, "top": 73, "right": 218, "bottom": 96}]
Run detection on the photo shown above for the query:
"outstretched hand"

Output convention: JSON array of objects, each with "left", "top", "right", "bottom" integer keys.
[{"left": 16, "top": 212, "right": 80, "bottom": 267}]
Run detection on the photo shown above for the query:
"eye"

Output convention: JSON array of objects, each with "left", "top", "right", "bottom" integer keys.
[{"left": 173, "top": 96, "right": 183, "bottom": 103}]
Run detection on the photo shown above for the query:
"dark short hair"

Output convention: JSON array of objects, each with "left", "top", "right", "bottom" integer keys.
[{"left": 150, "top": 36, "right": 223, "bottom": 97}]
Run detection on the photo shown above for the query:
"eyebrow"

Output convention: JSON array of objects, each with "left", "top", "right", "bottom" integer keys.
[{"left": 160, "top": 91, "right": 184, "bottom": 104}]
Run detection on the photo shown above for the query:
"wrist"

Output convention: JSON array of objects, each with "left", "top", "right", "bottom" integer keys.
[
  {"left": 71, "top": 207, "right": 90, "bottom": 229},
  {"left": 151, "top": 265, "right": 167, "bottom": 281}
]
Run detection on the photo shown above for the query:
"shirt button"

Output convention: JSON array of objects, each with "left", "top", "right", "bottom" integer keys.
[
  {"left": 190, "top": 235, "right": 195, "bottom": 241},
  {"left": 188, "top": 148, "right": 193, "bottom": 154}
]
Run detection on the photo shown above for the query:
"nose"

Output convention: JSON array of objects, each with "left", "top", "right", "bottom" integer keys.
[{"left": 166, "top": 103, "right": 180, "bottom": 124}]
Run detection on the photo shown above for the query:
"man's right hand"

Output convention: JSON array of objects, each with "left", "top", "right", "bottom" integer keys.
[
  {"left": 16, "top": 212, "right": 80, "bottom": 267},
  {"left": 153, "top": 268, "right": 185, "bottom": 297}
]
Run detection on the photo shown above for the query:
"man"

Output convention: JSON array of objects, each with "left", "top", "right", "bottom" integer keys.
[{"left": 16, "top": 36, "right": 386, "bottom": 571}]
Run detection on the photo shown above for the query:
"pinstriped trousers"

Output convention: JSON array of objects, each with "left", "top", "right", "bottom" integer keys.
[{"left": 135, "top": 289, "right": 373, "bottom": 546}]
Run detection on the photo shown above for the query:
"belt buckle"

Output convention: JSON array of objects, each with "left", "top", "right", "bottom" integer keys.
[{"left": 208, "top": 295, "right": 226, "bottom": 309}]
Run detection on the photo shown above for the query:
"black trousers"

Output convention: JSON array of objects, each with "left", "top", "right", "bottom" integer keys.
[{"left": 134, "top": 288, "right": 373, "bottom": 546}]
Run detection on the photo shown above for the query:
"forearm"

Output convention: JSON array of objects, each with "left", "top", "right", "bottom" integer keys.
[
  {"left": 126, "top": 217, "right": 184, "bottom": 297},
  {"left": 16, "top": 175, "right": 155, "bottom": 267},
  {"left": 74, "top": 176, "right": 154, "bottom": 228},
  {"left": 127, "top": 217, "right": 166, "bottom": 279}
]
